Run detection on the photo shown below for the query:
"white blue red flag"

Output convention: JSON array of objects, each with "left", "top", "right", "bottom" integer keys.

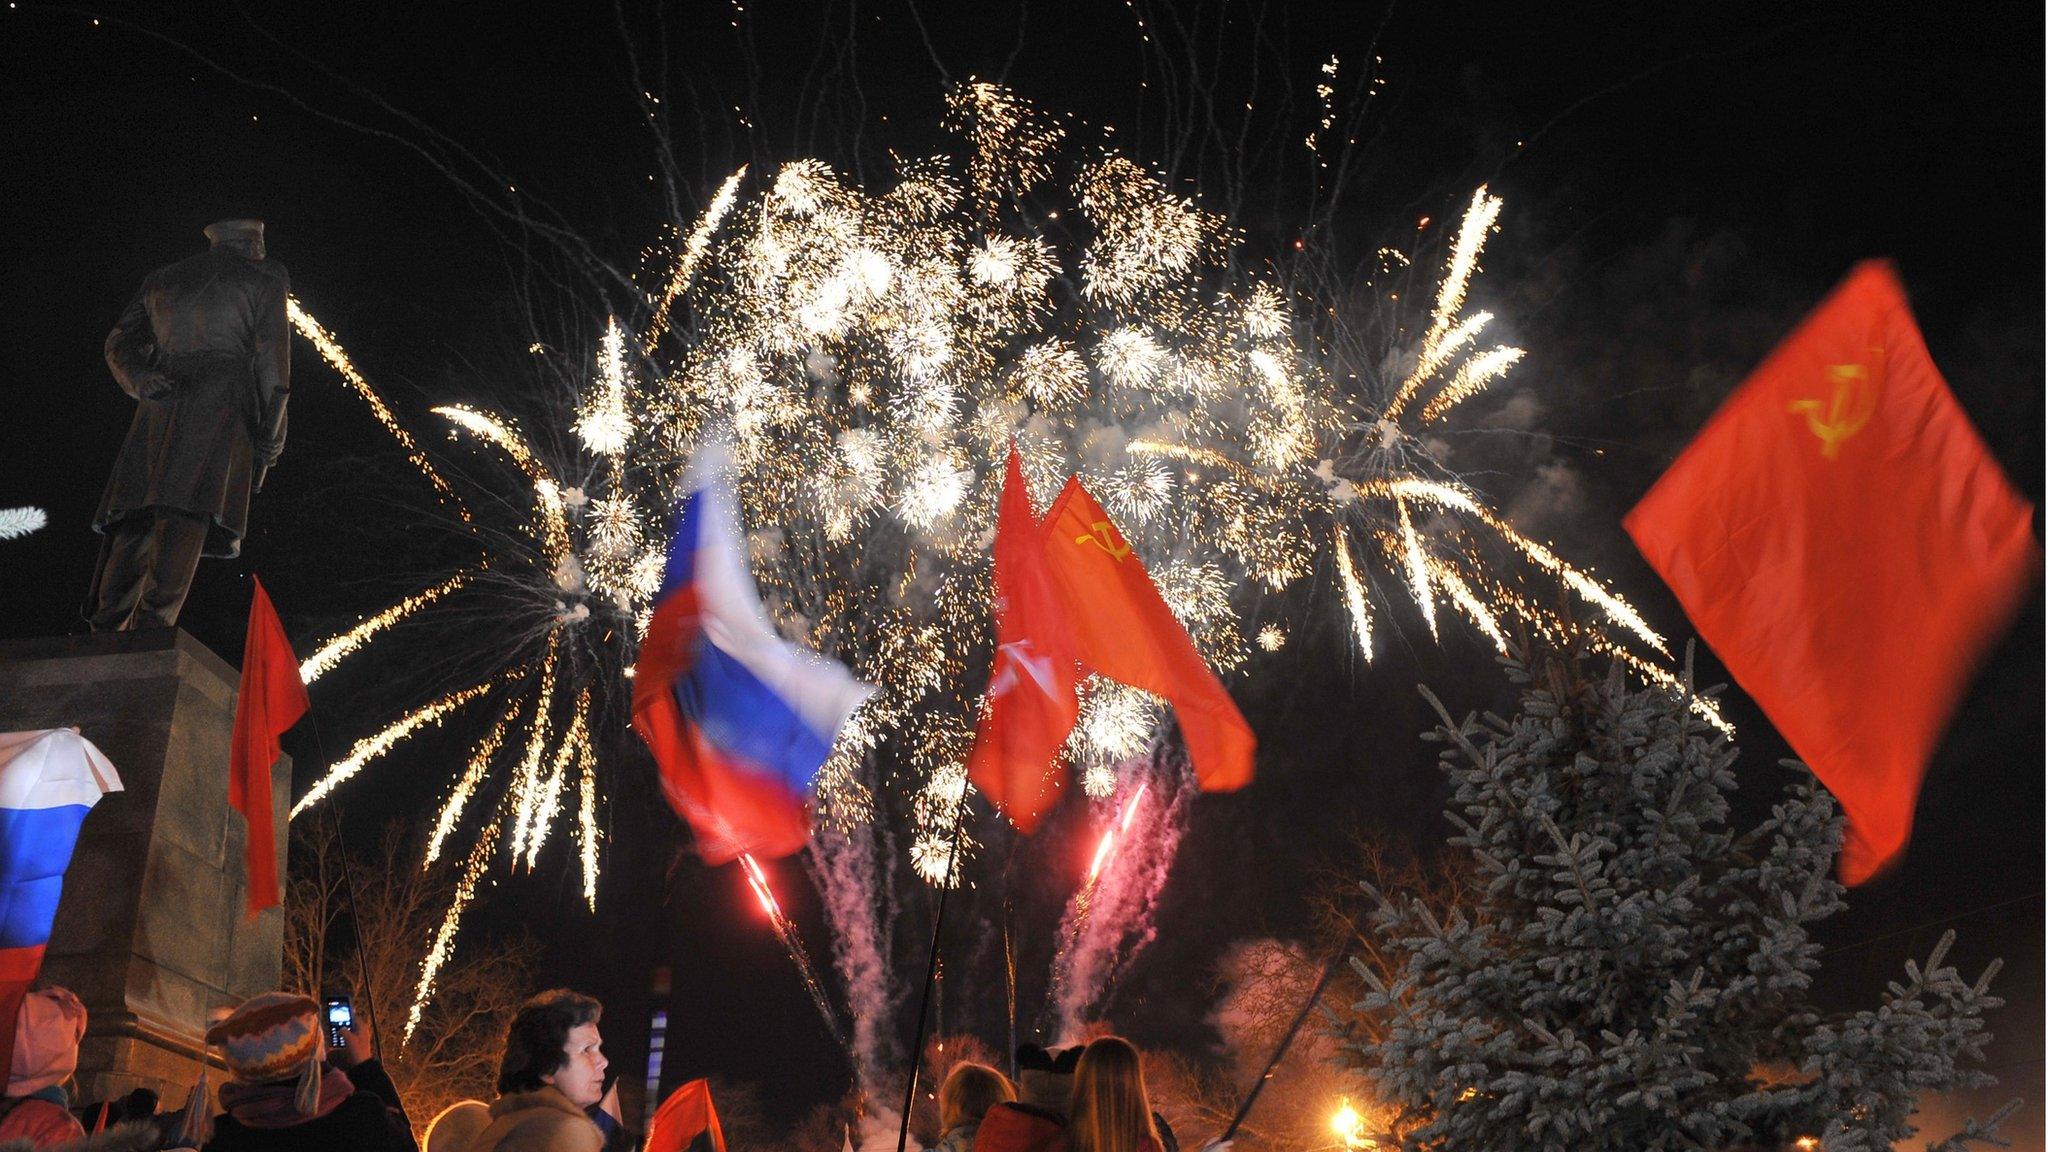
[
  {"left": 0, "top": 729, "right": 121, "bottom": 1077},
  {"left": 631, "top": 446, "right": 875, "bottom": 864}
]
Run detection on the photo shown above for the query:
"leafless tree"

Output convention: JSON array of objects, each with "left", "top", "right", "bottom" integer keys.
[{"left": 285, "top": 819, "right": 539, "bottom": 1133}]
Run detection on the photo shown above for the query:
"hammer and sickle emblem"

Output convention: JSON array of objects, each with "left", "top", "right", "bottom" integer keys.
[
  {"left": 1075, "top": 520, "right": 1132, "bottom": 561},
  {"left": 1788, "top": 349, "right": 1883, "bottom": 460}
]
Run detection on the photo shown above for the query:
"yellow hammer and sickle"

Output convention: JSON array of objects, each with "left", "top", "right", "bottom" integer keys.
[
  {"left": 1075, "top": 521, "right": 1132, "bottom": 561},
  {"left": 1788, "top": 348, "right": 1883, "bottom": 460}
]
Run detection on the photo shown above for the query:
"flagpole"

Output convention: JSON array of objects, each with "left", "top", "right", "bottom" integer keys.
[
  {"left": 308, "top": 711, "right": 380, "bottom": 1063},
  {"left": 1002, "top": 891, "right": 1017, "bottom": 1081},
  {"left": 326, "top": 803, "right": 380, "bottom": 1060},
  {"left": 1220, "top": 949, "right": 1345, "bottom": 1142},
  {"left": 896, "top": 802, "right": 970, "bottom": 1152}
]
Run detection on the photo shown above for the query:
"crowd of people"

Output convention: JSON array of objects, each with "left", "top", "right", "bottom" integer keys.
[
  {"left": 947, "top": 1038, "right": 1179, "bottom": 1152},
  {"left": 0, "top": 985, "right": 1195, "bottom": 1152},
  {"left": 0, "top": 986, "right": 632, "bottom": 1152}
]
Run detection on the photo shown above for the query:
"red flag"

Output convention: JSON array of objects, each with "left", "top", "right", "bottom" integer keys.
[
  {"left": 1625, "top": 261, "right": 2037, "bottom": 884},
  {"left": 965, "top": 451, "right": 1083, "bottom": 832},
  {"left": 646, "top": 1079, "right": 727, "bottom": 1152},
  {"left": 230, "top": 578, "right": 309, "bottom": 916},
  {"left": 1040, "top": 476, "right": 1256, "bottom": 794}
]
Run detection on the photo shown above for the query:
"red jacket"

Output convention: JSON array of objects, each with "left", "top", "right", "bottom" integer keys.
[
  {"left": 0, "top": 1095, "right": 88, "bottom": 1149},
  {"left": 1044, "top": 1135, "right": 1163, "bottom": 1152},
  {"left": 972, "top": 1103, "right": 1065, "bottom": 1152}
]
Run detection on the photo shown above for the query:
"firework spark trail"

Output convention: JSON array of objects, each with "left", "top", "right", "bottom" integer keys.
[
  {"left": 1383, "top": 186, "right": 1507, "bottom": 421},
  {"left": 1332, "top": 524, "right": 1374, "bottom": 661},
  {"left": 1368, "top": 478, "right": 1668, "bottom": 657},
  {"left": 287, "top": 300, "right": 467, "bottom": 517},
  {"left": 643, "top": 166, "right": 747, "bottom": 355},
  {"left": 576, "top": 320, "right": 633, "bottom": 459},
  {"left": 1419, "top": 345, "right": 1526, "bottom": 423},
  {"left": 426, "top": 700, "right": 520, "bottom": 865},
  {"left": 575, "top": 740, "right": 599, "bottom": 911},
  {"left": 1049, "top": 758, "right": 1191, "bottom": 1042},
  {"left": 507, "top": 634, "right": 562, "bottom": 865},
  {"left": 740, "top": 852, "right": 853, "bottom": 1061},
  {"left": 520, "top": 688, "right": 589, "bottom": 868},
  {"left": 290, "top": 681, "right": 494, "bottom": 819},
  {"left": 1482, "top": 581, "right": 1732, "bottom": 735},
  {"left": 1043, "top": 779, "right": 1154, "bottom": 1026},
  {"left": 1429, "top": 560, "right": 1508, "bottom": 654},
  {"left": 406, "top": 821, "right": 499, "bottom": 1045},
  {"left": 300, "top": 573, "right": 472, "bottom": 684},
  {"left": 1396, "top": 499, "right": 1437, "bottom": 641},
  {"left": 806, "top": 822, "right": 899, "bottom": 1095},
  {"left": 433, "top": 406, "right": 573, "bottom": 566}
]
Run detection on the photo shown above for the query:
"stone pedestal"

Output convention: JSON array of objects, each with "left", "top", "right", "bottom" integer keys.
[{"left": 0, "top": 629, "right": 286, "bottom": 1103}]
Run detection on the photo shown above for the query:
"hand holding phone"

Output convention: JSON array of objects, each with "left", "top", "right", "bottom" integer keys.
[{"left": 322, "top": 996, "right": 354, "bottom": 1052}]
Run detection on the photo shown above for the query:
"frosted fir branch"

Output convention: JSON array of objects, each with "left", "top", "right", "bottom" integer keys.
[{"left": 0, "top": 506, "right": 48, "bottom": 540}]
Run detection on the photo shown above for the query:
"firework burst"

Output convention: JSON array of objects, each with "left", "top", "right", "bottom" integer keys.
[
  {"left": 285, "top": 82, "right": 1696, "bottom": 1047},
  {"left": 1310, "top": 186, "right": 1725, "bottom": 730}
]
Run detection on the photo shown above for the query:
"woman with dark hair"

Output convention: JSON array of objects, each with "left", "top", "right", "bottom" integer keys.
[
  {"left": 465, "top": 990, "right": 610, "bottom": 1152},
  {"left": 1058, "top": 1038, "right": 1162, "bottom": 1152}
]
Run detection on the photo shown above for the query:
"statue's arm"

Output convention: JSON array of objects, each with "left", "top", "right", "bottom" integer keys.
[
  {"left": 253, "top": 270, "right": 292, "bottom": 466},
  {"left": 103, "top": 287, "right": 172, "bottom": 401}
]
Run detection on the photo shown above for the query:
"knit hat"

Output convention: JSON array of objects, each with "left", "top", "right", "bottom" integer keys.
[
  {"left": 204, "top": 993, "right": 319, "bottom": 1085},
  {"left": 1014, "top": 1044, "right": 1081, "bottom": 1111},
  {"left": 9, "top": 986, "right": 86, "bottom": 1096},
  {"left": 202, "top": 219, "right": 264, "bottom": 245}
]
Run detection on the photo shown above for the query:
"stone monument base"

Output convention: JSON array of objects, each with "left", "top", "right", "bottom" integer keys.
[{"left": 0, "top": 629, "right": 286, "bottom": 1104}]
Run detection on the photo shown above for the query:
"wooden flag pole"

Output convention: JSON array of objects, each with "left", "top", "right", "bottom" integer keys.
[
  {"left": 896, "top": 804, "right": 971, "bottom": 1152},
  {"left": 1220, "top": 949, "right": 1346, "bottom": 1142}
]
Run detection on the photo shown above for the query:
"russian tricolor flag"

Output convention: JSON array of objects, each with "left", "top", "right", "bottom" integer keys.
[
  {"left": 631, "top": 446, "right": 874, "bottom": 864},
  {"left": 0, "top": 729, "right": 121, "bottom": 1077}
]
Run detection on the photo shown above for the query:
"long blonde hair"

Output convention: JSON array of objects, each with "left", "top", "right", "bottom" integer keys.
[
  {"left": 1067, "top": 1038, "right": 1158, "bottom": 1152},
  {"left": 940, "top": 1061, "right": 1016, "bottom": 1132}
]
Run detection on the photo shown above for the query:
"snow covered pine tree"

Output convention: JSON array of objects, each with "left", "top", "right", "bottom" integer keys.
[{"left": 1343, "top": 646, "right": 2010, "bottom": 1152}]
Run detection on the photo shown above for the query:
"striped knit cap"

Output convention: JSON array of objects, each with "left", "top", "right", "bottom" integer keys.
[{"left": 204, "top": 993, "right": 319, "bottom": 1084}]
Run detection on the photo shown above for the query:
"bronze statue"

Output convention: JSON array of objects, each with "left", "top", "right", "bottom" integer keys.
[{"left": 87, "top": 219, "right": 291, "bottom": 631}]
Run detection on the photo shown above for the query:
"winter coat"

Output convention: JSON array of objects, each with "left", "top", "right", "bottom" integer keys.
[
  {"left": 0, "top": 1091, "right": 84, "bottom": 1150},
  {"left": 972, "top": 1102, "right": 1064, "bottom": 1152},
  {"left": 462, "top": 1087, "right": 605, "bottom": 1152},
  {"left": 98, "top": 245, "right": 292, "bottom": 557},
  {"left": 201, "top": 1059, "right": 416, "bottom": 1152},
  {"left": 0, "top": 1117, "right": 160, "bottom": 1152}
]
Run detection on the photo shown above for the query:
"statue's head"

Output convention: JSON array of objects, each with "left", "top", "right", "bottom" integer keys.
[{"left": 203, "top": 218, "right": 266, "bottom": 261}]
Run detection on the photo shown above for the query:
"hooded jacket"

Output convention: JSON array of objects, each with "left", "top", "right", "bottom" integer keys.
[
  {"left": 972, "top": 1102, "right": 1064, "bottom": 1152},
  {"left": 0, "top": 1093, "right": 85, "bottom": 1150}
]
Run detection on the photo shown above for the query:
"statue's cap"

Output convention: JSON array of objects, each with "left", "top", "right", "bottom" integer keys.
[{"left": 203, "top": 219, "right": 265, "bottom": 244}]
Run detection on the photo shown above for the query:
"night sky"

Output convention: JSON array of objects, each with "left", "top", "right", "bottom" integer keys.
[{"left": 2, "top": 2, "right": 2041, "bottom": 1145}]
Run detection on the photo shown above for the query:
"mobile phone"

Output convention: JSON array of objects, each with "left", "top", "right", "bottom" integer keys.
[{"left": 322, "top": 996, "right": 354, "bottom": 1050}]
